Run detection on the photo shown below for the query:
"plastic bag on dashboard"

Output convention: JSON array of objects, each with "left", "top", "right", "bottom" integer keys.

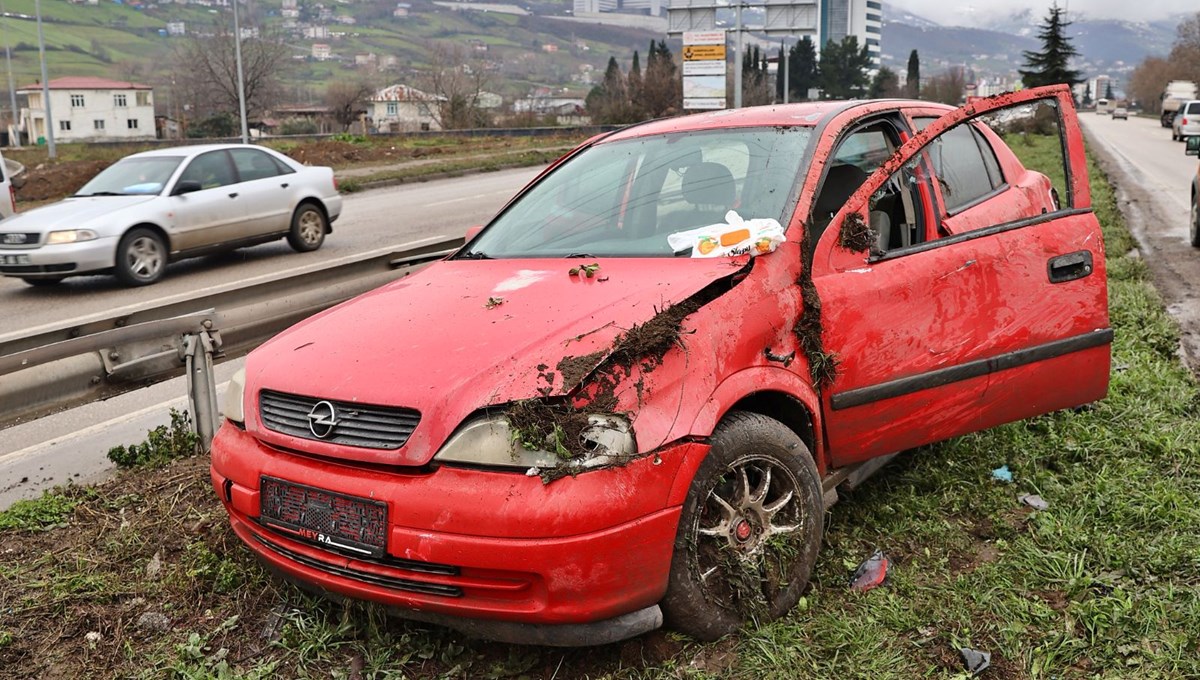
[{"left": 667, "top": 210, "right": 785, "bottom": 258}]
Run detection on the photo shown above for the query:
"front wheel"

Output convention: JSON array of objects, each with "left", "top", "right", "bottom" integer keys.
[
  {"left": 115, "top": 227, "right": 167, "bottom": 286},
  {"left": 1190, "top": 194, "right": 1199, "bottom": 248},
  {"left": 661, "top": 411, "right": 823, "bottom": 641},
  {"left": 287, "top": 203, "right": 327, "bottom": 252}
]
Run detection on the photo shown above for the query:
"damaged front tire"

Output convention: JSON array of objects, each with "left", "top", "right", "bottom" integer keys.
[{"left": 661, "top": 411, "right": 822, "bottom": 641}]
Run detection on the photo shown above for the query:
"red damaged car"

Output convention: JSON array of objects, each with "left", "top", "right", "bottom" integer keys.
[{"left": 211, "top": 85, "right": 1110, "bottom": 645}]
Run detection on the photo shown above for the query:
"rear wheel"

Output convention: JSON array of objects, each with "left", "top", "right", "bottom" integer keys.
[
  {"left": 115, "top": 227, "right": 166, "bottom": 286},
  {"left": 661, "top": 411, "right": 823, "bottom": 641},
  {"left": 287, "top": 203, "right": 327, "bottom": 252}
]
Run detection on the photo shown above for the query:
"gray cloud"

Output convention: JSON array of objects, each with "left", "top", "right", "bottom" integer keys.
[{"left": 888, "top": 0, "right": 1183, "bottom": 26}]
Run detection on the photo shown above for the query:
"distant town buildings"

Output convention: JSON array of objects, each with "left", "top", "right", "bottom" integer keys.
[{"left": 18, "top": 77, "right": 155, "bottom": 143}]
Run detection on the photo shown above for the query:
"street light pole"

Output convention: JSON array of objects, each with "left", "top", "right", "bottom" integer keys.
[
  {"left": 733, "top": 1, "right": 743, "bottom": 108},
  {"left": 231, "top": 0, "right": 249, "bottom": 144},
  {"left": 0, "top": 1, "right": 18, "bottom": 147},
  {"left": 782, "top": 37, "right": 790, "bottom": 104},
  {"left": 34, "top": 0, "right": 53, "bottom": 157}
]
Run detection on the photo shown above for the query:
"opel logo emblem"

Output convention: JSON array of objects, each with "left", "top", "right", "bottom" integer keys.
[{"left": 306, "top": 400, "right": 339, "bottom": 439}]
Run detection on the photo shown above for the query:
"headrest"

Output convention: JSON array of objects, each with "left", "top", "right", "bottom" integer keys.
[
  {"left": 813, "top": 163, "right": 869, "bottom": 218},
  {"left": 682, "top": 162, "right": 735, "bottom": 208}
]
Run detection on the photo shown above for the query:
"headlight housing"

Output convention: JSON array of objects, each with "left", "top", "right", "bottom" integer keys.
[
  {"left": 45, "top": 229, "right": 98, "bottom": 245},
  {"left": 434, "top": 412, "right": 636, "bottom": 472},
  {"left": 223, "top": 368, "right": 246, "bottom": 425}
]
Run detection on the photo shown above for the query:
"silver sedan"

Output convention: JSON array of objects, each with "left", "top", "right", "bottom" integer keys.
[{"left": 0, "top": 143, "right": 342, "bottom": 286}]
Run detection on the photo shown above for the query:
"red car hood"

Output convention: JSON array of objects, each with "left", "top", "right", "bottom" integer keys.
[{"left": 246, "top": 258, "right": 738, "bottom": 464}]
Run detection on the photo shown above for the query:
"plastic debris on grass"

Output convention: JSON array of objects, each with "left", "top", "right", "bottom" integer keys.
[
  {"left": 1018, "top": 494, "right": 1049, "bottom": 510},
  {"left": 991, "top": 465, "right": 1013, "bottom": 483},
  {"left": 848, "top": 549, "right": 889, "bottom": 591},
  {"left": 959, "top": 647, "right": 991, "bottom": 675}
]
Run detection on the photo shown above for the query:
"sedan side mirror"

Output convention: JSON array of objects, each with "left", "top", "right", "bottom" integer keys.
[
  {"left": 172, "top": 180, "right": 203, "bottom": 196},
  {"left": 1186, "top": 136, "right": 1200, "bottom": 157}
]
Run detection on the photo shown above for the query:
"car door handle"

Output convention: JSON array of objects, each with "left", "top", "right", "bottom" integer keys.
[
  {"left": 281, "top": 183, "right": 289, "bottom": 189},
  {"left": 1047, "top": 250, "right": 1093, "bottom": 284},
  {"left": 228, "top": 192, "right": 238, "bottom": 199}
]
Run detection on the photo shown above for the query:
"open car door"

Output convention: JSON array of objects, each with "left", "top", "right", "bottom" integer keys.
[{"left": 810, "top": 85, "right": 1111, "bottom": 467}]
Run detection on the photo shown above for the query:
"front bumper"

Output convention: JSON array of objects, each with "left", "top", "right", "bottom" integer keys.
[
  {"left": 0, "top": 236, "right": 117, "bottom": 278},
  {"left": 210, "top": 424, "right": 707, "bottom": 645}
]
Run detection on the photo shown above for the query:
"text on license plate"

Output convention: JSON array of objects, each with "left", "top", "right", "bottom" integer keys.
[{"left": 259, "top": 476, "right": 387, "bottom": 558}]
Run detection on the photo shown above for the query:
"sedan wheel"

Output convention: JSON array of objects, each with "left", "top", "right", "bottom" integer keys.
[
  {"left": 115, "top": 227, "right": 167, "bottom": 286},
  {"left": 662, "top": 411, "right": 822, "bottom": 641},
  {"left": 287, "top": 203, "right": 327, "bottom": 252},
  {"left": 1191, "top": 194, "right": 1199, "bottom": 248}
]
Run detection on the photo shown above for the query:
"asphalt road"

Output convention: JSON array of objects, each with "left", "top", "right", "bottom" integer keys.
[
  {"left": 0, "top": 166, "right": 541, "bottom": 333},
  {"left": 1078, "top": 111, "right": 1200, "bottom": 372}
]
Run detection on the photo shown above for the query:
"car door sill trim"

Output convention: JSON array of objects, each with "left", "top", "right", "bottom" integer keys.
[{"left": 830, "top": 328, "right": 1114, "bottom": 411}]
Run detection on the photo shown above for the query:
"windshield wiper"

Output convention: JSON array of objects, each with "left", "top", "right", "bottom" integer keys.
[
  {"left": 460, "top": 250, "right": 492, "bottom": 260},
  {"left": 74, "top": 191, "right": 125, "bottom": 197}
]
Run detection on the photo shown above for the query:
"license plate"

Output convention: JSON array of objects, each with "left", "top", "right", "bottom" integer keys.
[
  {"left": 0, "top": 254, "right": 30, "bottom": 265},
  {"left": 259, "top": 476, "right": 387, "bottom": 558}
]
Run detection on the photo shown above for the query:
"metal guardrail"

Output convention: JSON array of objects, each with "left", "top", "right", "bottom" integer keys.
[{"left": 0, "top": 237, "right": 464, "bottom": 447}]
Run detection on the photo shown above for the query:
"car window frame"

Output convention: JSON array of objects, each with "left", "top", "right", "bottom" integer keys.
[{"left": 229, "top": 147, "right": 284, "bottom": 183}]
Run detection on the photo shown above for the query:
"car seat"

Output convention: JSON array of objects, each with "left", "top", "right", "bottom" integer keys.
[{"left": 678, "top": 162, "right": 736, "bottom": 228}]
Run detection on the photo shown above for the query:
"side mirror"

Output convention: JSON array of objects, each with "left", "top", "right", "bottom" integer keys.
[
  {"left": 465, "top": 225, "right": 483, "bottom": 240},
  {"left": 1186, "top": 136, "right": 1200, "bottom": 157},
  {"left": 172, "top": 180, "right": 203, "bottom": 196}
]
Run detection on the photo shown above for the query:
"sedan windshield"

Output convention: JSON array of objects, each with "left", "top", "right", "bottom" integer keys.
[
  {"left": 75, "top": 156, "right": 184, "bottom": 196},
  {"left": 460, "top": 127, "right": 812, "bottom": 258}
]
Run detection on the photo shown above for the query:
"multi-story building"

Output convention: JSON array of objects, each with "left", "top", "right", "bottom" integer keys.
[
  {"left": 18, "top": 77, "right": 155, "bottom": 143},
  {"left": 820, "top": 0, "right": 881, "bottom": 69}
]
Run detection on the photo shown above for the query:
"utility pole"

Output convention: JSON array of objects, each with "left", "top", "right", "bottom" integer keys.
[
  {"left": 232, "top": 0, "right": 249, "bottom": 143},
  {"left": 782, "top": 37, "right": 790, "bottom": 104},
  {"left": 733, "top": 1, "right": 743, "bottom": 108},
  {"left": 34, "top": 0, "right": 53, "bottom": 157},
  {"left": 0, "top": 0, "right": 18, "bottom": 147}
]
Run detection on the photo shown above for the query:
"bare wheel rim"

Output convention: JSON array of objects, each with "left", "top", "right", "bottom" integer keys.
[
  {"left": 126, "top": 235, "right": 163, "bottom": 279},
  {"left": 692, "top": 455, "right": 808, "bottom": 617},
  {"left": 298, "top": 209, "right": 323, "bottom": 245}
]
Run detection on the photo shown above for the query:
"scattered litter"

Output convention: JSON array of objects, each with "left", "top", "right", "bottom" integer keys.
[
  {"left": 959, "top": 647, "right": 991, "bottom": 675},
  {"left": 525, "top": 467, "right": 540, "bottom": 477},
  {"left": 484, "top": 296, "right": 505, "bottom": 309},
  {"left": 848, "top": 549, "right": 889, "bottom": 591},
  {"left": 144, "top": 550, "right": 162, "bottom": 579},
  {"left": 1018, "top": 494, "right": 1049, "bottom": 510},
  {"left": 85, "top": 631, "right": 102, "bottom": 645},
  {"left": 991, "top": 465, "right": 1013, "bottom": 483},
  {"left": 667, "top": 210, "right": 785, "bottom": 258}
]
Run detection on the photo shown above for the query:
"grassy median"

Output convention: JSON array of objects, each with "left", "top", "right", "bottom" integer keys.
[{"left": 0, "top": 140, "right": 1196, "bottom": 678}]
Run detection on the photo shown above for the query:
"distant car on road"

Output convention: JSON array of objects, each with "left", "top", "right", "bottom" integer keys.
[
  {"left": 1111, "top": 107, "right": 1128, "bottom": 120},
  {"left": 1172, "top": 100, "right": 1200, "bottom": 142},
  {"left": 1187, "top": 136, "right": 1200, "bottom": 247},
  {"left": 0, "top": 144, "right": 341, "bottom": 286}
]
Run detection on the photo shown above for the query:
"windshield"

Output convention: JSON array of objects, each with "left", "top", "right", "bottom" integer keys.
[
  {"left": 460, "top": 127, "right": 812, "bottom": 258},
  {"left": 75, "top": 156, "right": 184, "bottom": 196}
]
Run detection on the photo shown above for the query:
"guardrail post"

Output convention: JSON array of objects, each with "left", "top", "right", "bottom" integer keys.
[{"left": 182, "top": 326, "right": 222, "bottom": 453}]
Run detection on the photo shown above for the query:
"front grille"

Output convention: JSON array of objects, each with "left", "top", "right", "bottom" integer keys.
[
  {"left": 252, "top": 533, "right": 463, "bottom": 597},
  {"left": 0, "top": 232, "right": 40, "bottom": 247},
  {"left": 259, "top": 390, "right": 420, "bottom": 450}
]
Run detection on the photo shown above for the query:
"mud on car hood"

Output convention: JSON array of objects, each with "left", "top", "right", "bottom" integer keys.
[{"left": 245, "top": 257, "right": 740, "bottom": 465}]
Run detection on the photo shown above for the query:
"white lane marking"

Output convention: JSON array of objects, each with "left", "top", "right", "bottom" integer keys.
[
  {"left": 4, "top": 235, "right": 450, "bottom": 342},
  {"left": 425, "top": 190, "right": 513, "bottom": 208},
  {"left": 0, "top": 383, "right": 228, "bottom": 465}
]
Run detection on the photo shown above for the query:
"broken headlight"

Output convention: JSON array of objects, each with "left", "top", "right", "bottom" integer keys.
[{"left": 433, "top": 413, "right": 636, "bottom": 471}]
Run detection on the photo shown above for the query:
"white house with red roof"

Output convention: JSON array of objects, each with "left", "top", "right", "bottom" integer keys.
[
  {"left": 368, "top": 84, "right": 444, "bottom": 133},
  {"left": 17, "top": 77, "right": 155, "bottom": 143}
]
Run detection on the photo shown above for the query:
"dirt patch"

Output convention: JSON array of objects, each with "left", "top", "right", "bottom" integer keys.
[
  {"left": 15, "top": 159, "right": 112, "bottom": 202},
  {"left": 837, "top": 210, "right": 877, "bottom": 253},
  {"left": 556, "top": 350, "right": 607, "bottom": 392},
  {"left": 794, "top": 275, "right": 840, "bottom": 386}
]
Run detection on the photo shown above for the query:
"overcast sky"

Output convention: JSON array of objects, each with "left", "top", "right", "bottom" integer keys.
[{"left": 888, "top": 0, "right": 1182, "bottom": 26}]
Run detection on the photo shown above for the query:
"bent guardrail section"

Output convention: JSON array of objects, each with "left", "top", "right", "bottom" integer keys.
[{"left": 0, "top": 237, "right": 464, "bottom": 446}]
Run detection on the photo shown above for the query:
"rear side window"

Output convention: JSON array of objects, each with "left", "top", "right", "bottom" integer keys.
[
  {"left": 930, "top": 123, "right": 1002, "bottom": 214},
  {"left": 1187, "top": 102, "right": 1200, "bottom": 114}
]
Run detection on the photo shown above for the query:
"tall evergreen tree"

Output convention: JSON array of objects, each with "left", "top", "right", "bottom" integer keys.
[
  {"left": 818, "top": 37, "right": 871, "bottom": 99},
  {"left": 869, "top": 66, "right": 901, "bottom": 98},
  {"left": 906, "top": 49, "right": 920, "bottom": 98},
  {"left": 642, "top": 40, "right": 680, "bottom": 118},
  {"left": 786, "top": 37, "right": 819, "bottom": 101},
  {"left": 1018, "top": 4, "right": 1083, "bottom": 90},
  {"left": 628, "top": 50, "right": 643, "bottom": 117},
  {"left": 1104, "top": 80, "right": 1114, "bottom": 100}
]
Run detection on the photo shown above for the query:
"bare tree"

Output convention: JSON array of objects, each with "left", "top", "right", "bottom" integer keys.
[
  {"left": 174, "top": 19, "right": 292, "bottom": 122},
  {"left": 418, "top": 42, "right": 494, "bottom": 129},
  {"left": 325, "top": 78, "right": 378, "bottom": 131},
  {"left": 1128, "top": 57, "right": 1173, "bottom": 114},
  {"left": 922, "top": 69, "right": 966, "bottom": 105}
]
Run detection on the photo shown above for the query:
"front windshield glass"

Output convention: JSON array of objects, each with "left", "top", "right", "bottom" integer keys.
[
  {"left": 460, "top": 127, "right": 812, "bottom": 258},
  {"left": 75, "top": 156, "right": 184, "bottom": 196}
]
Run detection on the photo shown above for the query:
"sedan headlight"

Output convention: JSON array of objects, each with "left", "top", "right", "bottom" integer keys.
[
  {"left": 46, "top": 229, "right": 98, "bottom": 245},
  {"left": 434, "top": 412, "right": 636, "bottom": 472},
  {"left": 223, "top": 368, "right": 246, "bottom": 425}
]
